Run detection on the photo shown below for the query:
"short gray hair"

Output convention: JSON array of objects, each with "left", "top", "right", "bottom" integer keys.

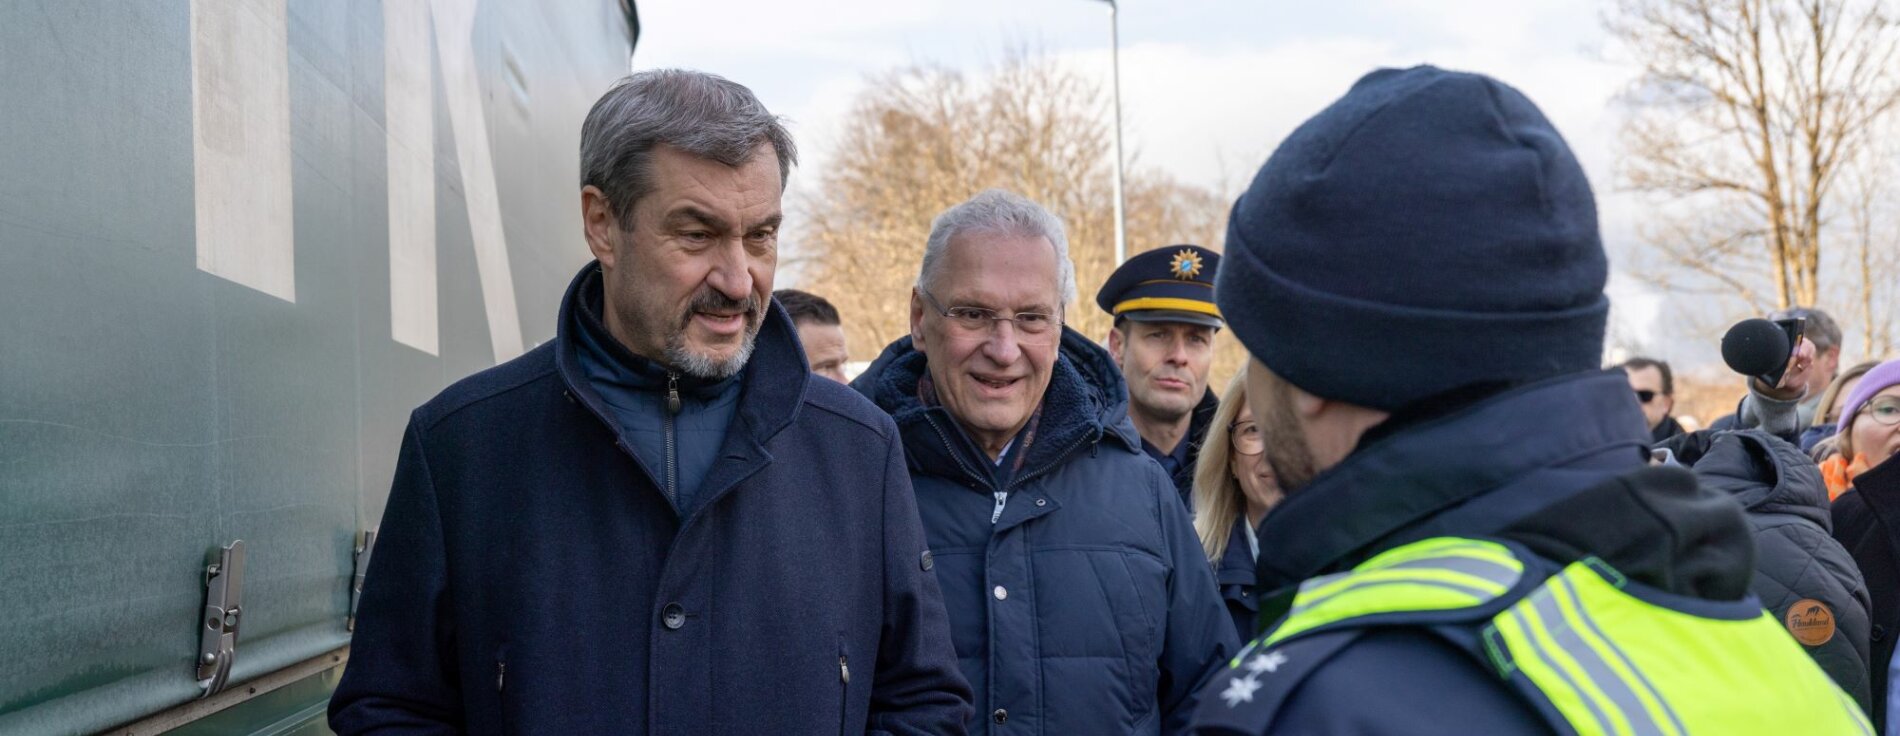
[
  {"left": 1768, "top": 306, "right": 1842, "bottom": 352},
  {"left": 918, "top": 189, "right": 1077, "bottom": 306},
  {"left": 580, "top": 69, "right": 797, "bottom": 228}
]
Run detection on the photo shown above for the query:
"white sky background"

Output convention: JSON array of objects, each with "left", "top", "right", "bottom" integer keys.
[{"left": 633, "top": 0, "right": 1688, "bottom": 364}]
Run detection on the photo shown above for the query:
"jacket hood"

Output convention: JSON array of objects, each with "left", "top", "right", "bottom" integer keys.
[
  {"left": 853, "top": 327, "right": 1141, "bottom": 484},
  {"left": 1692, "top": 429, "right": 1832, "bottom": 529}
]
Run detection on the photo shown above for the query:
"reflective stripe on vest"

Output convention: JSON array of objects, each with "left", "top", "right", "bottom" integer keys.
[
  {"left": 1486, "top": 557, "right": 1872, "bottom": 736},
  {"left": 1261, "top": 537, "right": 1523, "bottom": 648}
]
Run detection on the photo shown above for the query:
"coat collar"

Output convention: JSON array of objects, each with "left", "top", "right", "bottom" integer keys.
[
  {"left": 854, "top": 327, "right": 1140, "bottom": 491},
  {"left": 1254, "top": 370, "right": 1652, "bottom": 592},
  {"left": 551, "top": 262, "right": 808, "bottom": 497}
]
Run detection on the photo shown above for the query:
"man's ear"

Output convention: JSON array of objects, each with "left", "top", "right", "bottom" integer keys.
[
  {"left": 581, "top": 185, "right": 619, "bottom": 267},
  {"left": 1105, "top": 324, "right": 1125, "bottom": 367},
  {"left": 1661, "top": 395, "right": 1676, "bottom": 416},
  {"left": 909, "top": 288, "right": 927, "bottom": 351}
]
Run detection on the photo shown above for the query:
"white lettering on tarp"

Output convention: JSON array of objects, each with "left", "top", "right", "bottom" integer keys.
[
  {"left": 430, "top": 0, "right": 524, "bottom": 362},
  {"left": 190, "top": 0, "right": 296, "bottom": 303},
  {"left": 386, "top": 0, "right": 438, "bottom": 355},
  {"left": 191, "top": 0, "right": 526, "bottom": 362}
]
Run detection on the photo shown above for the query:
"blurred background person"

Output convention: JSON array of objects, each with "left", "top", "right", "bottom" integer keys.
[
  {"left": 1809, "top": 360, "right": 1885, "bottom": 458},
  {"left": 1622, "top": 356, "right": 1683, "bottom": 442},
  {"left": 1829, "top": 358, "right": 1900, "bottom": 730},
  {"left": 1191, "top": 374, "right": 1283, "bottom": 643},
  {"left": 775, "top": 288, "right": 850, "bottom": 383},
  {"left": 1713, "top": 306, "right": 1845, "bottom": 432},
  {"left": 1824, "top": 361, "right": 1900, "bottom": 500}
]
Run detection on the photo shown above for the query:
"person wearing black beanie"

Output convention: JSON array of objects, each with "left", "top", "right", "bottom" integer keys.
[{"left": 1190, "top": 66, "right": 1870, "bottom": 735}]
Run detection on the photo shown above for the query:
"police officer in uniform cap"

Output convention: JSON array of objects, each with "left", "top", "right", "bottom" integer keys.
[
  {"left": 1098, "top": 245, "right": 1223, "bottom": 512},
  {"left": 1191, "top": 65, "right": 1870, "bottom": 734}
]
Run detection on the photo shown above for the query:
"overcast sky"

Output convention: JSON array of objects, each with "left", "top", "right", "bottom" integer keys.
[{"left": 632, "top": 0, "right": 1689, "bottom": 363}]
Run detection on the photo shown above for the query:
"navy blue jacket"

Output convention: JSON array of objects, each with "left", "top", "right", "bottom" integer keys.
[
  {"left": 1194, "top": 372, "right": 1764, "bottom": 734},
  {"left": 1214, "top": 520, "right": 1260, "bottom": 643},
  {"left": 331, "top": 264, "right": 973, "bottom": 735},
  {"left": 855, "top": 330, "right": 1237, "bottom": 736},
  {"left": 571, "top": 275, "right": 740, "bottom": 516}
]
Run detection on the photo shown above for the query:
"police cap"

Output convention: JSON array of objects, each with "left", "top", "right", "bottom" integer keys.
[{"left": 1094, "top": 244, "right": 1222, "bottom": 328}]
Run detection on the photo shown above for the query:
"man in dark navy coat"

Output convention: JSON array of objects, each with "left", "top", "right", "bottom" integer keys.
[
  {"left": 1097, "top": 246, "right": 1224, "bottom": 511},
  {"left": 856, "top": 190, "right": 1235, "bottom": 735},
  {"left": 331, "top": 70, "right": 972, "bottom": 736}
]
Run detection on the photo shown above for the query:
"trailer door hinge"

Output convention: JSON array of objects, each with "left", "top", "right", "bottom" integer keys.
[
  {"left": 349, "top": 530, "right": 377, "bottom": 631},
  {"left": 197, "top": 540, "right": 245, "bottom": 697}
]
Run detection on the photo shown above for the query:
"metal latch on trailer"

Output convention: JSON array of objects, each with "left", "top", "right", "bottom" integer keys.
[
  {"left": 197, "top": 540, "right": 244, "bottom": 698},
  {"left": 350, "top": 529, "right": 377, "bottom": 631}
]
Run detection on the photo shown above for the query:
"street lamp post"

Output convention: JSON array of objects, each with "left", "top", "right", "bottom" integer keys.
[{"left": 1095, "top": 0, "right": 1127, "bottom": 265}]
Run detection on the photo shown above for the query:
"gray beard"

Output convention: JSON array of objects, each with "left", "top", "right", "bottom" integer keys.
[{"left": 664, "top": 326, "right": 758, "bottom": 380}]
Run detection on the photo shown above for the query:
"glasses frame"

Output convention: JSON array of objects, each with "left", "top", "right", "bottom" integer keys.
[
  {"left": 1228, "top": 419, "right": 1264, "bottom": 456},
  {"left": 1853, "top": 396, "right": 1900, "bottom": 427},
  {"left": 917, "top": 287, "right": 1063, "bottom": 344}
]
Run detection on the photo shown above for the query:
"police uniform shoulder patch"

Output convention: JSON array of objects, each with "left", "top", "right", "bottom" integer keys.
[
  {"left": 1785, "top": 598, "right": 1836, "bottom": 646},
  {"left": 1191, "top": 629, "right": 1367, "bottom": 733}
]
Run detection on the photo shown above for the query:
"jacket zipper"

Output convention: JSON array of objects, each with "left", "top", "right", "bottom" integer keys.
[
  {"left": 922, "top": 414, "right": 998, "bottom": 519},
  {"left": 838, "top": 640, "right": 852, "bottom": 736},
  {"left": 665, "top": 372, "right": 680, "bottom": 506}
]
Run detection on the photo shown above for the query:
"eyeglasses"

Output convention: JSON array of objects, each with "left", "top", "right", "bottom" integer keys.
[
  {"left": 1634, "top": 389, "right": 1661, "bottom": 404},
  {"left": 1854, "top": 397, "right": 1900, "bottom": 427},
  {"left": 918, "top": 288, "right": 1062, "bottom": 346},
  {"left": 1229, "top": 420, "right": 1264, "bottom": 456}
]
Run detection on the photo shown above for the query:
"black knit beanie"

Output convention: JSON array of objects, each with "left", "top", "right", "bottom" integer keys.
[{"left": 1216, "top": 65, "right": 1609, "bottom": 411}]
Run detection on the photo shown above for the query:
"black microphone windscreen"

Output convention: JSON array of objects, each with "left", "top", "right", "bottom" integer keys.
[{"left": 1722, "top": 318, "right": 1789, "bottom": 378}]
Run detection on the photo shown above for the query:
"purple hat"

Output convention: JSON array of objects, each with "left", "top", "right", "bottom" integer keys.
[{"left": 1839, "top": 359, "right": 1900, "bottom": 434}]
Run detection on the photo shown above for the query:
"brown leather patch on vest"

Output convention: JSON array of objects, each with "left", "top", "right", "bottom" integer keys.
[{"left": 1785, "top": 599, "right": 1837, "bottom": 646}]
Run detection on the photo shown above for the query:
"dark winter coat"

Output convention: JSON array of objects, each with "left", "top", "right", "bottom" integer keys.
[
  {"left": 855, "top": 329, "right": 1238, "bottom": 735},
  {"left": 1833, "top": 455, "right": 1900, "bottom": 732},
  {"left": 1214, "top": 520, "right": 1261, "bottom": 643},
  {"left": 1680, "top": 429, "right": 1872, "bottom": 710},
  {"left": 1193, "top": 371, "right": 1766, "bottom": 735},
  {"left": 330, "top": 264, "right": 973, "bottom": 735}
]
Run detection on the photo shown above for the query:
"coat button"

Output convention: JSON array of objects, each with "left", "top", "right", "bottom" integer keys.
[
  {"left": 661, "top": 603, "right": 686, "bottom": 630},
  {"left": 1874, "top": 625, "right": 1888, "bottom": 643},
  {"left": 993, "top": 585, "right": 1007, "bottom": 601},
  {"left": 1035, "top": 498, "right": 1047, "bottom": 507},
  {"left": 920, "top": 550, "right": 934, "bottom": 571},
  {"left": 992, "top": 708, "right": 1007, "bottom": 724}
]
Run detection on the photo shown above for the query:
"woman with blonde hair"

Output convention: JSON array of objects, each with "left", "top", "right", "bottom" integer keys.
[
  {"left": 1191, "top": 373, "right": 1285, "bottom": 642},
  {"left": 1805, "top": 359, "right": 1883, "bottom": 459}
]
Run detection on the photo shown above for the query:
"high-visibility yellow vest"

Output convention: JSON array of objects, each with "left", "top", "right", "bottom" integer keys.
[{"left": 1226, "top": 536, "right": 1871, "bottom": 735}]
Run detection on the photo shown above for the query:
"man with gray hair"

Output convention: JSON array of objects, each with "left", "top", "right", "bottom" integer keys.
[
  {"left": 854, "top": 189, "right": 1235, "bottom": 734},
  {"left": 334, "top": 69, "right": 972, "bottom": 735}
]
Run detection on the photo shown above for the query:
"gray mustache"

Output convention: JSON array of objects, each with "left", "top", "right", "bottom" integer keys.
[{"left": 680, "top": 290, "right": 762, "bottom": 326}]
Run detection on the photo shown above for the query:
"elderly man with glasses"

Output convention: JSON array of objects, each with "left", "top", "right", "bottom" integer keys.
[{"left": 854, "top": 189, "right": 1235, "bottom": 735}]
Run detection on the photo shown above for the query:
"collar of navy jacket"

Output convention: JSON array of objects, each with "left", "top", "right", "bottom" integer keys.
[
  {"left": 853, "top": 326, "right": 1145, "bottom": 493},
  {"left": 1253, "top": 370, "right": 1654, "bottom": 594},
  {"left": 551, "top": 262, "right": 811, "bottom": 519}
]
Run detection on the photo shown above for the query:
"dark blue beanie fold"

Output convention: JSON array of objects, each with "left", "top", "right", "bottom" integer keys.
[{"left": 1217, "top": 65, "right": 1609, "bottom": 411}]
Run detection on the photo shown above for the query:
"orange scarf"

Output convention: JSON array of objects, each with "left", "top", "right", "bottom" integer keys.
[{"left": 1822, "top": 453, "right": 1874, "bottom": 501}]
